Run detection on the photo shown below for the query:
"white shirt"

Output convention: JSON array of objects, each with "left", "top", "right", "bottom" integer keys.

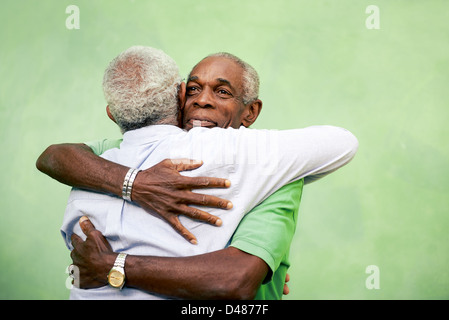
[{"left": 61, "top": 125, "right": 358, "bottom": 299}]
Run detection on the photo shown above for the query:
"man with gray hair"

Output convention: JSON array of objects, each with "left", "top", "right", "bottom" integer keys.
[
  {"left": 189, "top": 52, "right": 260, "bottom": 105},
  {"left": 104, "top": 46, "right": 182, "bottom": 132},
  {"left": 40, "top": 46, "right": 358, "bottom": 299}
]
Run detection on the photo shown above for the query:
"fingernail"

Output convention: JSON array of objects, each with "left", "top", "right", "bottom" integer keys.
[
  {"left": 79, "top": 216, "right": 89, "bottom": 223},
  {"left": 215, "top": 218, "right": 222, "bottom": 227},
  {"left": 190, "top": 239, "right": 198, "bottom": 245},
  {"left": 225, "top": 179, "right": 231, "bottom": 187},
  {"left": 226, "top": 202, "right": 233, "bottom": 210}
]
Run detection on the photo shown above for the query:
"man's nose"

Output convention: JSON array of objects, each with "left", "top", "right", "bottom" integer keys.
[{"left": 195, "top": 88, "right": 215, "bottom": 108}]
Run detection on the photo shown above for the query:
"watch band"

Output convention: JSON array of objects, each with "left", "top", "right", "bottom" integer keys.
[{"left": 114, "top": 253, "right": 127, "bottom": 268}]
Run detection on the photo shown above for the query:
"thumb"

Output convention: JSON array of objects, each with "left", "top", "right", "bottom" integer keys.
[{"left": 79, "top": 216, "right": 96, "bottom": 236}]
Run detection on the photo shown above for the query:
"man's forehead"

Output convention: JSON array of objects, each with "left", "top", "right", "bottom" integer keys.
[
  {"left": 189, "top": 57, "right": 244, "bottom": 86},
  {"left": 188, "top": 75, "right": 234, "bottom": 89}
]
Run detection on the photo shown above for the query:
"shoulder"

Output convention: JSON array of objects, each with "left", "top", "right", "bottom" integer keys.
[{"left": 84, "top": 138, "right": 123, "bottom": 155}]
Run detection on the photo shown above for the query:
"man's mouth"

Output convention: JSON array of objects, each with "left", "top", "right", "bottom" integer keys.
[{"left": 187, "top": 118, "right": 217, "bottom": 128}]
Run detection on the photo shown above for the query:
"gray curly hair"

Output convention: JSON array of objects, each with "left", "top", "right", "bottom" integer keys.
[{"left": 103, "top": 46, "right": 182, "bottom": 133}]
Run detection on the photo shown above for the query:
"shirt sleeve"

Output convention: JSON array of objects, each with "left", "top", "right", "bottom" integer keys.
[
  {"left": 84, "top": 138, "right": 123, "bottom": 156},
  {"left": 230, "top": 179, "right": 304, "bottom": 283},
  {"left": 236, "top": 125, "right": 358, "bottom": 187}
]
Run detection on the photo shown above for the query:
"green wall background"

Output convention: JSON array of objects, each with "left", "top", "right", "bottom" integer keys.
[{"left": 1, "top": 0, "right": 448, "bottom": 300}]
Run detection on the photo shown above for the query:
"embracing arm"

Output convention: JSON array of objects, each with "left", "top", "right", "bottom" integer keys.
[
  {"left": 69, "top": 181, "right": 302, "bottom": 299},
  {"left": 70, "top": 179, "right": 302, "bottom": 299},
  {"left": 36, "top": 143, "right": 232, "bottom": 243},
  {"left": 126, "top": 247, "right": 267, "bottom": 299},
  {"left": 36, "top": 143, "right": 126, "bottom": 196},
  {"left": 71, "top": 217, "right": 268, "bottom": 300}
]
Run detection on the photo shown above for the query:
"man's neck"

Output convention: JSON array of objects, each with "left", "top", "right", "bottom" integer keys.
[{"left": 154, "top": 116, "right": 178, "bottom": 126}]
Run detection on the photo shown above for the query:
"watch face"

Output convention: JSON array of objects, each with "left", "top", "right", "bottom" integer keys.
[{"left": 108, "top": 270, "right": 125, "bottom": 288}]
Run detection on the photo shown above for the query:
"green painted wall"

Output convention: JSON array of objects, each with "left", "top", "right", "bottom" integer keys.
[{"left": 1, "top": 0, "right": 447, "bottom": 299}]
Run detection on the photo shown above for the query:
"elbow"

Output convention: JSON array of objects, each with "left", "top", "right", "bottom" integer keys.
[
  {"left": 237, "top": 288, "right": 258, "bottom": 300},
  {"left": 349, "top": 130, "right": 359, "bottom": 153},
  {"left": 36, "top": 144, "right": 57, "bottom": 173},
  {"left": 347, "top": 131, "right": 359, "bottom": 160},
  {"left": 225, "top": 284, "right": 257, "bottom": 300},
  {"left": 338, "top": 127, "right": 359, "bottom": 161},
  {"left": 348, "top": 131, "right": 359, "bottom": 159},
  {"left": 215, "top": 270, "right": 260, "bottom": 300}
]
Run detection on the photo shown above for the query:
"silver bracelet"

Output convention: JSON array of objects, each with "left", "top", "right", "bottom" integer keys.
[
  {"left": 122, "top": 168, "right": 134, "bottom": 200},
  {"left": 122, "top": 168, "right": 140, "bottom": 201}
]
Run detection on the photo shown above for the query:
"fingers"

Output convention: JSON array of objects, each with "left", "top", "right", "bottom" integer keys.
[
  {"left": 179, "top": 205, "right": 223, "bottom": 226},
  {"left": 185, "top": 176, "right": 231, "bottom": 189},
  {"left": 71, "top": 216, "right": 96, "bottom": 248},
  {"left": 79, "top": 215, "right": 96, "bottom": 236},
  {"left": 71, "top": 233, "right": 83, "bottom": 249},
  {"left": 168, "top": 159, "right": 231, "bottom": 188},
  {"left": 184, "top": 192, "right": 233, "bottom": 210},
  {"left": 165, "top": 205, "right": 223, "bottom": 244},
  {"left": 283, "top": 283, "right": 290, "bottom": 295},
  {"left": 283, "top": 273, "right": 290, "bottom": 295},
  {"left": 168, "top": 215, "right": 198, "bottom": 245},
  {"left": 169, "top": 159, "right": 203, "bottom": 171}
]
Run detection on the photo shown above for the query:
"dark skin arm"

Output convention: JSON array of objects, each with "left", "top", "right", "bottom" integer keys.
[
  {"left": 36, "top": 143, "right": 127, "bottom": 195},
  {"left": 36, "top": 143, "right": 232, "bottom": 243},
  {"left": 71, "top": 217, "right": 268, "bottom": 300}
]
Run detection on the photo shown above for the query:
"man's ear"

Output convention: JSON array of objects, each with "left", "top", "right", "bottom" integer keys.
[
  {"left": 241, "top": 99, "right": 262, "bottom": 127},
  {"left": 178, "top": 82, "right": 186, "bottom": 110},
  {"left": 106, "top": 105, "right": 116, "bottom": 123},
  {"left": 177, "top": 82, "right": 186, "bottom": 127}
]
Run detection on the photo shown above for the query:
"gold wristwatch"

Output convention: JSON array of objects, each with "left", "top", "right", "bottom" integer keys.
[{"left": 108, "top": 253, "right": 127, "bottom": 289}]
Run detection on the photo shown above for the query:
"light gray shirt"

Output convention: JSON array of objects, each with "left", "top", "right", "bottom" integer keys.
[{"left": 61, "top": 125, "right": 358, "bottom": 299}]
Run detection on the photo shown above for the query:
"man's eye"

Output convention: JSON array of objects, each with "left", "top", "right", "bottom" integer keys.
[
  {"left": 217, "top": 89, "right": 231, "bottom": 96},
  {"left": 186, "top": 87, "right": 199, "bottom": 95}
]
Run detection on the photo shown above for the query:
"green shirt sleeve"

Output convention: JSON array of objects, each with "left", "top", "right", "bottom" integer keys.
[
  {"left": 230, "top": 179, "right": 304, "bottom": 284},
  {"left": 84, "top": 138, "right": 123, "bottom": 156}
]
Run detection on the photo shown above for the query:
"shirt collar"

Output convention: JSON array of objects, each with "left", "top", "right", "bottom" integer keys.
[{"left": 122, "top": 125, "right": 184, "bottom": 145}]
